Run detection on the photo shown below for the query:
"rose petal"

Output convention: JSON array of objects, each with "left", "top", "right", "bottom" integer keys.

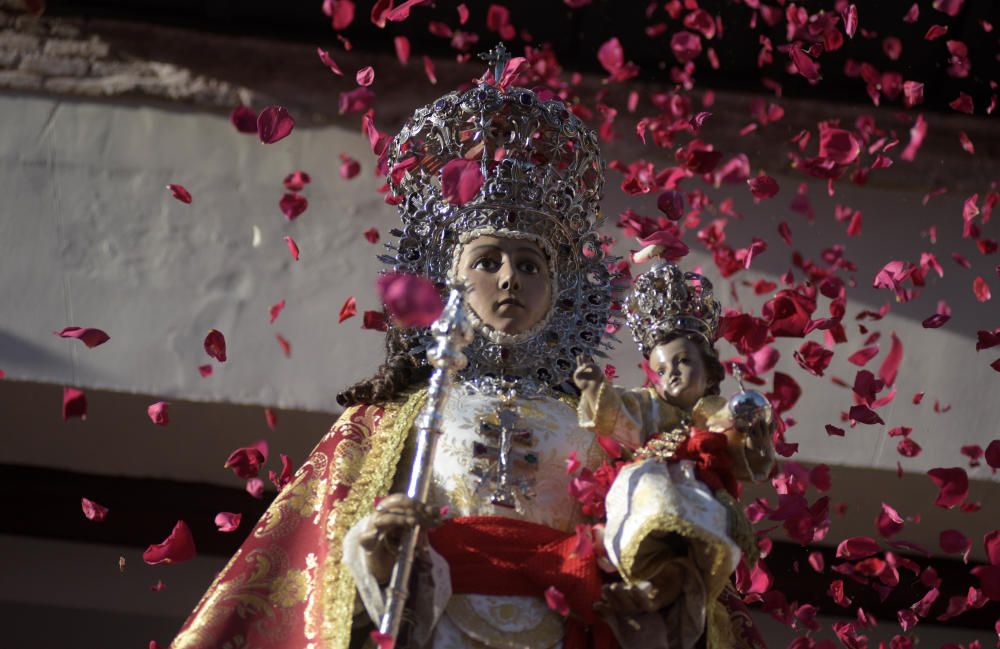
[
  {"left": 939, "top": 529, "right": 971, "bottom": 555},
  {"left": 284, "top": 235, "right": 299, "bottom": 260},
  {"left": 164, "top": 184, "right": 194, "bottom": 206},
  {"left": 279, "top": 193, "right": 308, "bottom": 221},
  {"left": 275, "top": 333, "right": 291, "bottom": 357},
  {"left": 229, "top": 105, "right": 258, "bottom": 133},
  {"left": 394, "top": 35, "right": 410, "bottom": 64},
  {"left": 257, "top": 106, "right": 295, "bottom": 144},
  {"left": 81, "top": 497, "right": 109, "bottom": 522},
  {"left": 949, "top": 92, "right": 974, "bottom": 114},
  {"left": 245, "top": 477, "right": 265, "bottom": 499},
  {"left": 362, "top": 310, "right": 388, "bottom": 331},
  {"left": 214, "top": 512, "right": 242, "bottom": 533},
  {"left": 143, "top": 520, "right": 196, "bottom": 565},
  {"left": 339, "top": 153, "right": 361, "bottom": 179},
  {"left": 283, "top": 170, "right": 311, "bottom": 192},
  {"left": 203, "top": 329, "right": 227, "bottom": 362},
  {"left": 544, "top": 585, "right": 570, "bottom": 616},
  {"left": 62, "top": 387, "right": 87, "bottom": 420},
  {"left": 269, "top": 299, "right": 285, "bottom": 325},
  {"left": 973, "top": 277, "right": 991, "bottom": 302},
  {"left": 377, "top": 273, "right": 444, "bottom": 328},
  {"left": 927, "top": 467, "right": 969, "bottom": 509},
  {"left": 224, "top": 440, "right": 268, "bottom": 479},
  {"left": 656, "top": 190, "right": 684, "bottom": 221},
  {"left": 837, "top": 536, "right": 880, "bottom": 559},
  {"left": 317, "top": 47, "right": 343, "bottom": 75},
  {"left": 363, "top": 227, "right": 380, "bottom": 244},
  {"left": 356, "top": 65, "right": 375, "bottom": 86},
  {"left": 789, "top": 46, "right": 821, "bottom": 82},
  {"left": 369, "top": 631, "right": 395, "bottom": 649},
  {"left": 339, "top": 296, "right": 357, "bottom": 323},
  {"left": 147, "top": 401, "right": 169, "bottom": 426},
  {"left": 925, "top": 24, "right": 949, "bottom": 41},
  {"left": 878, "top": 332, "right": 903, "bottom": 387},
  {"left": 323, "top": 0, "right": 355, "bottom": 29},
  {"left": 440, "top": 159, "right": 484, "bottom": 206},
  {"left": 748, "top": 174, "right": 780, "bottom": 199},
  {"left": 54, "top": 326, "right": 110, "bottom": 348}
]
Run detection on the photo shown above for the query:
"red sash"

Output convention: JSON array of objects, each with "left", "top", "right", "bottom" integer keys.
[{"left": 428, "top": 516, "right": 614, "bottom": 649}]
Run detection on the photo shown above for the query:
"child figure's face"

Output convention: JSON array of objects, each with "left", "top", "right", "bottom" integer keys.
[{"left": 649, "top": 337, "right": 709, "bottom": 410}]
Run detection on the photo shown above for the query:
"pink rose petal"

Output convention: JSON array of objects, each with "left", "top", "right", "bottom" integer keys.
[
  {"left": 377, "top": 273, "right": 443, "bottom": 328},
  {"left": 62, "top": 387, "right": 87, "bottom": 420},
  {"left": 147, "top": 401, "right": 169, "bottom": 426},
  {"left": 544, "top": 585, "right": 570, "bottom": 616},
  {"left": 143, "top": 520, "right": 196, "bottom": 565},
  {"left": 789, "top": 46, "right": 821, "bottom": 82},
  {"left": 284, "top": 235, "right": 300, "bottom": 260},
  {"left": 317, "top": 48, "right": 343, "bottom": 76},
  {"left": 394, "top": 35, "right": 410, "bottom": 64},
  {"left": 339, "top": 153, "right": 361, "bottom": 179},
  {"left": 369, "top": 631, "right": 395, "bottom": 649},
  {"left": 949, "top": 92, "right": 974, "bottom": 114},
  {"left": 939, "top": 529, "right": 971, "bottom": 555},
  {"left": 81, "top": 497, "right": 109, "bottom": 522},
  {"left": 279, "top": 193, "right": 308, "bottom": 221},
  {"left": 440, "top": 159, "right": 484, "bottom": 206},
  {"left": 876, "top": 502, "right": 904, "bottom": 538},
  {"left": 837, "top": 536, "right": 880, "bottom": 559},
  {"left": 167, "top": 184, "right": 192, "bottom": 204},
  {"left": 269, "top": 299, "right": 285, "bottom": 324},
  {"left": 356, "top": 65, "right": 375, "bottom": 86},
  {"left": 197, "top": 364, "right": 212, "bottom": 377},
  {"left": 264, "top": 407, "right": 278, "bottom": 431},
  {"left": 257, "top": 106, "right": 295, "bottom": 144},
  {"left": 275, "top": 333, "right": 291, "bottom": 358},
  {"left": 214, "top": 512, "right": 242, "bottom": 533},
  {"left": 656, "top": 190, "right": 684, "bottom": 221},
  {"left": 245, "top": 477, "right": 265, "bottom": 499},
  {"left": 973, "top": 277, "right": 991, "bottom": 302},
  {"left": 203, "top": 329, "right": 227, "bottom": 362},
  {"left": 54, "top": 326, "right": 110, "bottom": 348}
]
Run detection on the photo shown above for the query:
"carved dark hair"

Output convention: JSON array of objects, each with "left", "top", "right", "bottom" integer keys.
[
  {"left": 648, "top": 331, "right": 725, "bottom": 396},
  {"left": 336, "top": 325, "right": 432, "bottom": 407}
]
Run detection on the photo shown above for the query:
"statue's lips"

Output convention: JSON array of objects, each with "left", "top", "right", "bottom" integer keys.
[{"left": 495, "top": 298, "right": 524, "bottom": 311}]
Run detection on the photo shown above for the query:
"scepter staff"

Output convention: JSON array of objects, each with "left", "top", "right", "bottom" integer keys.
[{"left": 379, "top": 286, "right": 473, "bottom": 644}]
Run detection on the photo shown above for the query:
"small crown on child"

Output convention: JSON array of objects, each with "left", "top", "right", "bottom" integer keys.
[{"left": 625, "top": 262, "right": 722, "bottom": 357}]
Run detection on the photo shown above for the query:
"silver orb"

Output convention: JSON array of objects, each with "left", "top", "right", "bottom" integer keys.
[{"left": 728, "top": 389, "right": 773, "bottom": 430}]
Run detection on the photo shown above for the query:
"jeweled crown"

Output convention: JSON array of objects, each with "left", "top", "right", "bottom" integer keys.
[
  {"left": 625, "top": 262, "right": 722, "bottom": 357},
  {"left": 379, "top": 45, "right": 616, "bottom": 391}
]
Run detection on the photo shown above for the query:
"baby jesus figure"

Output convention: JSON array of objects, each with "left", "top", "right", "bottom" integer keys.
[{"left": 575, "top": 262, "right": 775, "bottom": 649}]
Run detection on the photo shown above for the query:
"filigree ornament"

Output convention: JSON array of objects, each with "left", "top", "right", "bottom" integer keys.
[{"left": 380, "top": 47, "right": 618, "bottom": 394}]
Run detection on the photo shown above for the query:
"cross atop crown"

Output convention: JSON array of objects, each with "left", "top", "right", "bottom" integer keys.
[{"left": 478, "top": 43, "right": 511, "bottom": 84}]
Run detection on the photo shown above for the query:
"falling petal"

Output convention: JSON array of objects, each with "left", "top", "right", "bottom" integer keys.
[
  {"left": 377, "top": 273, "right": 443, "bottom": 328},
  {"left": 269, "top": 299, "right": 286, "bottom": 324},
  {"left": 143, "top": 520, "right": 196, "bottom": 565},
  {"left": 229, "top": 105, "right": 258, "bottom": 133},
  {"left": 339, "top": 296, "right": 357, "bottom": 323},
  {"left": 284, "top": 236, "right": 300, "bottom": 261},
  {"left": 748, "top": 174, "right": 780, "bottom": 199},
  {"left": 62, "top": 387, "right": 87, "bottom": 421},
  {"left": 317, "top": 47, "right": 343, "bottom": 76},
  {"left": 167, "top": 184, "right": 192, "bottom": 204},
  {"left": 440, "top": 159, "right": 484, "bottom": 206},
  {"left": 363, "top": 227, "right": 380, "bottom": 244},
  {"left": 257, "top": 106, "right": 295, "bottom": 144},
  {"left": 54, "top": 326, "right": 110, "bottom": 348},
  {"left": 204, "top": 329, "right": 227, "bottom": 362},
  {"left": 214, "top": 512, "right": 242, "bottom": 533},
  {"left": 356, "top": 65, "right": 375, "bottom": 86},
  {"left": 279, "top": 193, "right": 308, "bottom": 221},
  {"left": 147, "top": 401, "right": 169, "bottom": 426},
  {"left": 81, "top": 497, "right": 109, "bottom": 522},
  {"left": 544, "top": 586, "right": 570, "bottom": 616}
]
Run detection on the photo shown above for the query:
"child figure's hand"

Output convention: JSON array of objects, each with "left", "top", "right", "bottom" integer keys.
[
  {"left": 726, "top": 419, "right": 776, "bottom": 482},
  {"left": 573, "top": 354, "right": 605, "bottom": 394}
]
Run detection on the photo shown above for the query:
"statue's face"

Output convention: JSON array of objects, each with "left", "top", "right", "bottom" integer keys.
[
  {"left": 456, "top": 235, "right": 553, "bottom": 336},
  {"left": 649, "top": 337, "right": 708, "bottom": 410}
]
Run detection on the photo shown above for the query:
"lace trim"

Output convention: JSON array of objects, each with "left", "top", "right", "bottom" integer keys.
[{"left": 319, "top": 390, "right": 428, "bottom": 648}]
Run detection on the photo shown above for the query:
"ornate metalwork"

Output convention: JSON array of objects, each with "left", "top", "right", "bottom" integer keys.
[
  {"left": 624, "top": 261, "right": 722, "bottom": 357},
  {"left": 379, "top": 45, "right": 617, "bottom": 393}
]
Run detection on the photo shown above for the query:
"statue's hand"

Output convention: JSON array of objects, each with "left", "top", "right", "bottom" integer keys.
[
  {"left": 573, "top": 354, "right": 605, "bottom": 394},
  {"left": 359, "top": 494, "right": 442, "bottom": 584},
  {"left": 593, "top": 562, "right": 685, "bottom": 617},
  {"left": 743, "top": 418, "right": 776, "bottom": 482}
]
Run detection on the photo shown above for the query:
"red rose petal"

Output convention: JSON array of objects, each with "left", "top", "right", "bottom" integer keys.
[
  {"left": 356, "top": 65, "right": 375, "bottom": 86},
  {"left": 275, "top": 333, "right": 291, "bottom": 358},
  {"left": 339, "top": 153, "right": 361, "bottom": 179},
  {"left": 214, "top": 512, "right": 242, "bottom": 533},
  {"left": 54, "top": 326, "right": 110, "bottom": 348},
  {"left": 143, "top": 520, "right": 196, "bottom": 565},
  {"left": 229, "top": 105, "right": 258, "bottom": 133},
  {"left": 927, "top": 467, "right": 969, "bottom": 509},
  {"left": 147, "top": 401, "right": 169, "bottom": 426},
  {"left": 440, "top": 159, "right": 484, "bottom": 206},
  {"left": 203, "top": 329, "right": 227, "bottom": 362},
  {"left": 939, "top": 529, "right": 971, "bottom": 555},
  {"left": 748, "top": 174, "right": 780, "bottom": 199},
  {"left": 283, "top": 170, "right": 311, "bottom": 192},
  {"left": 322, "top": 0, "right": 355, "bottom": 30},
  {"left": 62, "top": 387, "right": 87, "bottom": 420},
  {"left": 656, "top": 190, "right": 684, "bottom": 221},
  {"left": 363, "top": 227, "right": 380, "bottom": 244},
  {"left": 284, "top": 235, "right": 300, "bottom": 260},
  {"left": 789, "top": 46, "right": 821, "bottom": 82},
  {"left": 973, "top": 277, "right": 991, "bottom": 302},
  {"left": 197, "top": 364, "right": 213, "bottom": 377},
  {"left": 377, "top": 273, "right": 443, "bottom": 328},
  {"left": 224, "top": 440, "right": 268, "bottom": 479},
  {"left": 81, "top": 497, "right": 109, "bottom": 522},
  {"left": 257, "top": 106, "right": 295, "bottom": 144},
  {"left": 843, "top": 4, "right": 858, "bottom": 38},
  {"left": 985, "top": 440, "right": 1000, "bottom": 471},
  {"left": 369, "top": 631, "right": 395, "bottom": 649},
  {"left": 279, "top": 192, "right": 308, "bottom": 221},
  {"left": 949, "top": 92, "right": 974, "bottom": 114},
  {"left": 338, "top": 296, "right": 357, "bottom": 323},
  {"left": 925, "top": 25, "right": 949, "bottom": 41},
  {"left": 269, "top": 299, "right": 285, "bottom": 325},
  {"left": 317, "top": 47, "right": 343, "bottom": 76},
  {"left": 361, "top": 310, "right": 388, "bottom": 332},
  {"left": 876, "top": 502, "right": 904, "bottom": 538},
  {"left": 878, "top": 332, "right": 903, "bottom": 387},
  {"left": 837, "top": 536, "right": 880, "bottom": 559},
  {"left": 166, "top": 184, "right": 192, "bottom": 204},
  {"left": 423, "top": 55, "right": 437, "bottom": 84}
]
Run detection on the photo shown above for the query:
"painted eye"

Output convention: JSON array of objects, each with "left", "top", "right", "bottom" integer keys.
[
  {"left": 472, "top": 257, "right": 499, "bottom": 271},
  {"left": 518, "top": 260, "right": 540, "bottom": 274}
]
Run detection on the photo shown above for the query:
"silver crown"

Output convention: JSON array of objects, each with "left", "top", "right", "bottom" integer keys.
[
  {"left": 379, "top": 45, "right": 617, "bottom": 392},
  {"left": 625, "top": 262, "right": 721, "bottom": 357}
]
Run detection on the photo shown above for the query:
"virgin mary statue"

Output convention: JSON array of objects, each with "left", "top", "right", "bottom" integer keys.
[{"left": 169, "top": 48, "right": 767, "bottom": 649}]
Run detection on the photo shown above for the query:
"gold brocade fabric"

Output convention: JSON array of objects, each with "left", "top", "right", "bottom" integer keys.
[{"left": 171, "top": 391, "right": 427, "bottom": 649}]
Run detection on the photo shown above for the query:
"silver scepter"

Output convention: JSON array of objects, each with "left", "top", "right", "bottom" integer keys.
[{"left": 379, "top": 286, "right": 473, "bottom": 644}]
